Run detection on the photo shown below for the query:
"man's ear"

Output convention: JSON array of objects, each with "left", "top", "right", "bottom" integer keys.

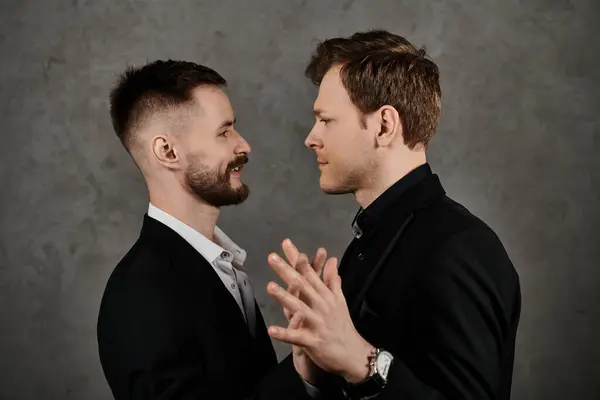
[
  {"left": 374, "top": 105, "right": 402, "bottom": 147},
  {"left": 151, "top": 134, "right": 180, "bottom": 169}
]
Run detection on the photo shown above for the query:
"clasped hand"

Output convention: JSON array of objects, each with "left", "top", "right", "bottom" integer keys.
[{"left": 266, "top": 239, "right": 374, "bottom": 384}]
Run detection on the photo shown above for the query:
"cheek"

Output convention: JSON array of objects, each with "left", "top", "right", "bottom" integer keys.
[
  {"left": 326, "top": 128, "right": 367, "bottom": 164},
  {"left": 187, "top": 142, "right": 228, "bottom": 166},
  {"left": 184, "top": 150, "right": 216, "bottom": 173},
  {"left": 185, "top": 137, "right": 227, "bottom": 163}
]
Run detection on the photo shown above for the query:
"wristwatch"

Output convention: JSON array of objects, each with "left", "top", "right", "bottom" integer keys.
[{"left": 343, "top": 348, "right": 394, "bottom": 399}]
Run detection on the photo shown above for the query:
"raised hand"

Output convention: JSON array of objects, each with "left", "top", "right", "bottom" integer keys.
[
  {"left": 270, "top": 239, "right": 327, "bottom": 384},
  {"left": 267, "top": 253, "right": 375, "bottom": 384}
]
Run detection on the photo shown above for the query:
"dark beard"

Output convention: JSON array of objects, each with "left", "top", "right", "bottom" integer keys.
[{"left": 184, "top": 155, "right": 249, "bottom": 207}]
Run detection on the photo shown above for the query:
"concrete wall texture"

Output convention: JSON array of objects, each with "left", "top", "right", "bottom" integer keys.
[{"left": 1, "top": 0, "right": 598, "bottom": 398}]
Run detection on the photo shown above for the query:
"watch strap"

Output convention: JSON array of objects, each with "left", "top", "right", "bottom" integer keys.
[{"left": 342, "top": 348, "right": 388, "bottom": 399}]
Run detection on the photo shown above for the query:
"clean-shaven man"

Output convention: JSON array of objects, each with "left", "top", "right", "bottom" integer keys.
[{"left": 266, "top": 30, "right": 521, "bottom": 400}]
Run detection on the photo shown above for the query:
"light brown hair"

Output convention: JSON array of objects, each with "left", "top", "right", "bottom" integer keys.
[{"left": 305, "top": 30, "right": 441, "bottom": 149}]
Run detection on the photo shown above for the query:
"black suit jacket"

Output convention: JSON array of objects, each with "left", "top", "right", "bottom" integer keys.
[
  {"left": 97, "top": 215, "right": 279, "bottom": 399},
  {"left": 296, "top": 165, "right": 521, "bottom": 399}
]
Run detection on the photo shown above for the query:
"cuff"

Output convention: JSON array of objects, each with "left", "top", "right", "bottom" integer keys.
[{"left": 301, "top": 376, "right": 325, "bottom": 399}]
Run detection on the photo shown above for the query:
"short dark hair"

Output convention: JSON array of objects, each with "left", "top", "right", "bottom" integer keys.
[
  {"left": 305, "top": 30, "right": 441, "bottom": 149},
  {"left": 109, "top": 59, "right": 226, "bottom": 150}
]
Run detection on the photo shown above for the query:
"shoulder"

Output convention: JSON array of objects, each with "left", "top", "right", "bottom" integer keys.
[
  {"left": 411, "top": 194, "right": 509, "bottom": 257},
  {"left": 414, "top": 196, "right": 520, "bottom": 297},
  {"left": 415, "top": 194, "right": 494, "bottom": 237},
  {"left": 98, "top": 237, "right": 180, "bottom": 318},
  {"left": 108, "top": 236, "right": 174, "bottom": 286}
]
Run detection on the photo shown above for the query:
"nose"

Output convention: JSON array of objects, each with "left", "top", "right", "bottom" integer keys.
[
  {"left": 304, "top": 123, "right": 321, "bottom": 150},
  {"left": 236, "top": 132, "right": 251, "bottom": 155}
]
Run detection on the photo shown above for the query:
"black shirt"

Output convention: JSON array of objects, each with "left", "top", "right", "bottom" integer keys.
[
  {"left": 341, "top": 163, "right": 432, "bottom": 310},
  {"left": 324, "top": 163, "right": 520, "bottom": 399}
]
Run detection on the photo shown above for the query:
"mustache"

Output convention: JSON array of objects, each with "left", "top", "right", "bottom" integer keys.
[{"left": 227, "top": 155, "right": 249, "bottom": 171}]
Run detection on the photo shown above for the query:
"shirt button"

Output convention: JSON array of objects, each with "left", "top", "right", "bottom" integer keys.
[
  {"left": 357, "top": 253, "right": 364, "bottom": 260},
  {"left": 231, "top": 283, "right": 236, "bottom": 289}
]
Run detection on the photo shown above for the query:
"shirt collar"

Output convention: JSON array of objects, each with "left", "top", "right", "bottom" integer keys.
[
  {"left": 351, "top": 163, "right": 432, "bottom": 238},
  {"left": 147, "top": 203, "right": 247, "bottom": 267}
]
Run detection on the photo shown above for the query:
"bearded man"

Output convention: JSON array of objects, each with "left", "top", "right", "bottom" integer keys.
[{"left": 97, "top": 60, "right": 280, "bottom": 400}]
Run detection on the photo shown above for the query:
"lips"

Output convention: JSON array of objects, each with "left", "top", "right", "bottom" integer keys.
[
  {"left": 228, "top": 165, "right": 244, "bottom": 175},
  {"left": 230, "top": 165, "right": 243, "bottom": 179},
  {"left": 228, "top": 155, "right": 248, "bottom": 173}
]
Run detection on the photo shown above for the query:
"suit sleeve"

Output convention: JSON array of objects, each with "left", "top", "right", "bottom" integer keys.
[
  {"left": 356, "top": 229, "right": 519, "bottom": 400},
  {"left": 98, "top": 269, "right": 233, "bottom": 400},
  {"left": 252, "top": 353, "right": 329, "bottom": 400}
]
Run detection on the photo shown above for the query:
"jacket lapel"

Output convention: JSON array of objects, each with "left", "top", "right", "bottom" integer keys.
[{"left": 349, "top": 213, "right": 414, "bottom": 319}]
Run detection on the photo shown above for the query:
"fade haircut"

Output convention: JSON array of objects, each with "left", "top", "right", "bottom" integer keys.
[
  {"left": 305, "top": 30, "right": 441, "bottom": 149},
  {"left": 109, "top": 59, "right": 227, "bottom": 151}
]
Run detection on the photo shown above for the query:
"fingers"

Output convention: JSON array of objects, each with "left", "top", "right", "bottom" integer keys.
[
  {"left": 284, "top": 279, "right": 300, "bottom": 321},
  {"left": 272, "top": 241, "right": 334, "bottom": 316},
  {"left": 295, "top": 253, "right": 333, "bottom": 307},
  {"left": 268, "top": 322, "right": 314, "bottom": 348},
  {"left": 280, "top": 240, "right": 315, "bottom": 321},
  {"left": 312, "top": 247, "right": 327, "bottom": 277},
  {"left": 282, "top": 238, "right": 300, "bottom": 268},
  {"left": 297, "top": 254, "right": 333, "bottom": 300},
  {"left": 332, "top": 270, "right": 343, "bottom": 298},
  {"left": 285, "top": 276, "right": 301, "bottom": 319},
  {"left": 268, "top": 253, "right": 325, "bottom": 310},
  {"left": 267, "top": 281, "right": 319, "bottom": 325},
  {"left": 289, "top": 310, "right": 304, "bottom": 330},
  {"left": 283, "top": 238, "right": 327, "bottom": 276},
  {"left": 322, "top": 257, "right": 340, "bottom": 293},
  {"left": 283, "top": 306, "right": 293, "bottom": 322}
]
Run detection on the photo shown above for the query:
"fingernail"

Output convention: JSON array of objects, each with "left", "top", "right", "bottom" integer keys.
[{"left": 269, "top": 253, "right": 280, "bottom": 262}]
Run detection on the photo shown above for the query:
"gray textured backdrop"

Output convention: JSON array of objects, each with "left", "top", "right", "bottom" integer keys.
[{"left": 1, "top": 0, "right": 599, "bottom": 399}]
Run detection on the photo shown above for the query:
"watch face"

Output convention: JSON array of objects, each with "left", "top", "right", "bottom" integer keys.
[{"left": 376, "top": 351, "right": 394, "bottom": 379}]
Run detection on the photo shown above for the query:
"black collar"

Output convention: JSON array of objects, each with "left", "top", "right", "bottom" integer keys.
[{"left": 351, "top": 163, "right": 442, "bottom": 238}]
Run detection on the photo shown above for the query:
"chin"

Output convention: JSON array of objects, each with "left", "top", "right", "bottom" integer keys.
[
  {"left": 319, "top": 180, "right": 352, "bottom": 195},
  {"left": 229, "top": 177, "right": 245, "bottom": 187}
]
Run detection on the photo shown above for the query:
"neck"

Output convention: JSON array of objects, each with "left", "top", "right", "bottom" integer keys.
[
  {"left": 147, "top": 179, "right": 219, "bottom": 242},
  {"left": 354, "top": 151, "right": 426, "bottom": 209}
]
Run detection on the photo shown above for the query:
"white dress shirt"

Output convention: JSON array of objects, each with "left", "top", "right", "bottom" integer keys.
[
  {"left": 148, "top": 203, "right": 321, "bottom": 398},
  {"left": 147, "top": 203, "right": 256, "bottom": 336}
]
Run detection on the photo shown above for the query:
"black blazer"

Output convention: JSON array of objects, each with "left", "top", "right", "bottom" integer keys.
[
  {"left": 293, "top": 169, "right": 521, "bottom": 399},
  {"left": 97, "top": 215, "right": 279, "bottom": 399}
]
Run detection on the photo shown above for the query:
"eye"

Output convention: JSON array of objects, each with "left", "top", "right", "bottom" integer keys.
[
  {"left": 218, "top": 130, "right": 229, "bottom": 137},
  {"left": 319, "top": 119, "right": 330, "bottom": 125}
]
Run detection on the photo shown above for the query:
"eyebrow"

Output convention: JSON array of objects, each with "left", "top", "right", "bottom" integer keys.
[
  {"left": 217, "top": 117, "right": 236, "bottom": 131},
  {"left": 315, "top": 107, "right": 332, "bottom": 116}
]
